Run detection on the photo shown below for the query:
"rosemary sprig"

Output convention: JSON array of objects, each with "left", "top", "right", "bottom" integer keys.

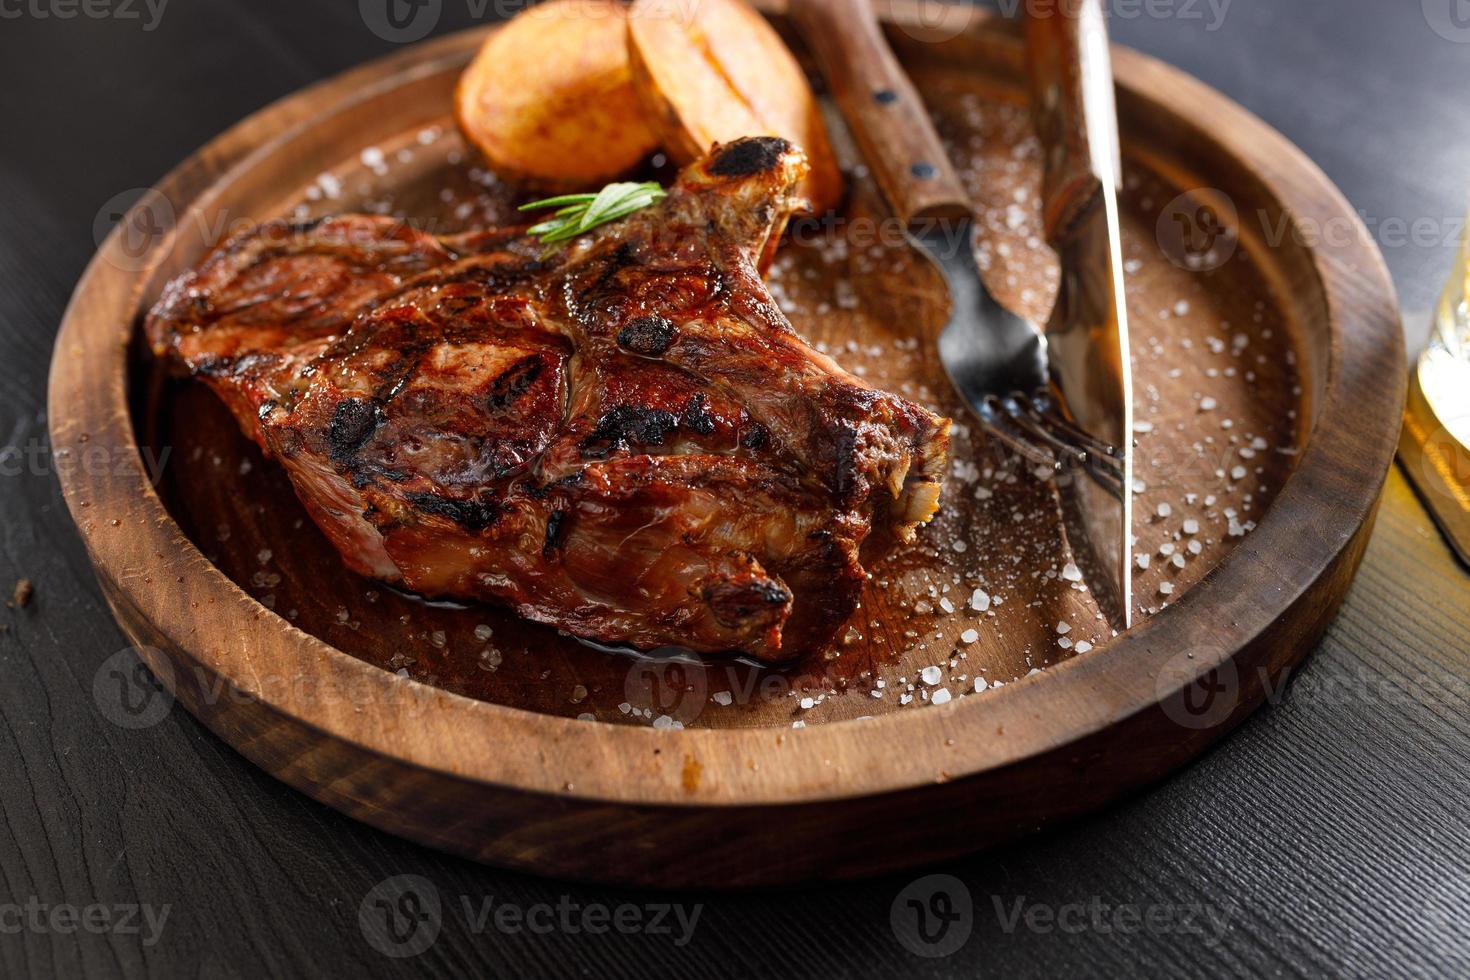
[{"left": 518, "top": 181, "right": 667, "bottom": 244}]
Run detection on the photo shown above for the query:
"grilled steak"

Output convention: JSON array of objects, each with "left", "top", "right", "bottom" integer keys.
[{"left": 146, "top": 137, "right": 951, "bottom": 661}]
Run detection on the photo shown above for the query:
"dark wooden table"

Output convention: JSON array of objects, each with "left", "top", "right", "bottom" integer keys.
[{"left": 3, "top": 0, "right": 1469, "bottom": 976}]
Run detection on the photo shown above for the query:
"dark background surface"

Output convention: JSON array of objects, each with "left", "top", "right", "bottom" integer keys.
[{"left": 3, "top": 0, "right": 1470, "bottom": 976}]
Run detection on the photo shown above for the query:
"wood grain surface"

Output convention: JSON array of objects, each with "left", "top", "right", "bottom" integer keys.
[{"left": 4, "top": 0, "right": 1469, "bottom": 976}]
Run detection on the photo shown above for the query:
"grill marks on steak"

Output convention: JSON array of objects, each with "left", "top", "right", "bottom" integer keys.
[{"left": 146, "top": 137, "right": 951, "bottom": 661}]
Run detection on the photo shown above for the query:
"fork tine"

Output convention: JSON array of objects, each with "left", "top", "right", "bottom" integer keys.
[
  {"left": 976, "top": 397, "right": 1061, "bottom": 471},
  {"left": 975, "top": 391, "right": 1127, "bottom": 498},
  {"left": 1001, "top": 394, "right": 1092, "bottom": 468},
  {"left": 1026, "top": 394, "right": 1125, "bottom": 471}
]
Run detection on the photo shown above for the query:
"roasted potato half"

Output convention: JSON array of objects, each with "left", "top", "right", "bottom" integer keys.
[
  {"left": 627, "top": 0, "right": 844, "bottom": 213},
  {"left": 455, "top": 0, "right": 659, "bottom": 190}
]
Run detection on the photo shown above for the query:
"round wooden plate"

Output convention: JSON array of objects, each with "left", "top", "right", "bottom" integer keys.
[{"left": 49, "top": 4, "right": 1403, "bottom": 887}]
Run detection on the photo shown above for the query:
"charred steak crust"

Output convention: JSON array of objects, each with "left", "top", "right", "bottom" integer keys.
[{"left": 146, "top": 137, "right": 952, "bottom": 661}]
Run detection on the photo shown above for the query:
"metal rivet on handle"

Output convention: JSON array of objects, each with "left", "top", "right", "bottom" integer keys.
[
  {"left": 911, "top": 162, "right": 938, "bottom": 180},
  {"left": 873, "top": 88, "right": 898, "bottom": 105}
]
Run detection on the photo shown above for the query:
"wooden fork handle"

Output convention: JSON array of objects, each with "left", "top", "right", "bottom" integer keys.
[{"left": 788, "top": 0, "right": 971, "bottom": 224}]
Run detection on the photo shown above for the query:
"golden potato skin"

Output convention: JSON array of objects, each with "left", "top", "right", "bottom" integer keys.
[
  {"left": 456, "top": 0, "right": 659, "bottom": 190},
  {"left": 627, "top": 0, "right": 844, "bottom": 214}
]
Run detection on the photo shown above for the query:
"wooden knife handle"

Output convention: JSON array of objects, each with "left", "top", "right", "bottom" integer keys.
[
  {"left": 1024, "top": 0, "right": 1120, "bottom": 247},
  {"left": 788, "top": 0, "right": 971, "bottom": 224}
]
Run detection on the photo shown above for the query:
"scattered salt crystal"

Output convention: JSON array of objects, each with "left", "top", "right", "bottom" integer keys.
[
  {"left": 1159, "top": 582, "right": 1175, "bottom": 595},
  {"left": 1134, "top": 420, "right": 1154, "bottom": 433},
  {"left": 799, "top": 696, "right": 815, "bottom": 710},
  {"left": 652, "top": 715, "right": 683, "bottom": 730},
  {"left": 1182, "top": 519, "right": 1200, "bottom": 535},
  {"left": 474, "top": 624, "right": 493, "bottom": 642},
  {"left": 952, "top": 539, "right": 968, "bottom": 554},
  {"left": 938, "top": 597, "right": 955, "bottom": 614},
  {"left": 931, "top": 688, "right": 953, "bottom": 706},
  {"left": 1074, "top": 640, "right": 1094, "bottom": 654},
  {"left": 1174, "top": 300, "right": 1190, "bottom": 317},
  {"left": 1159, "top": 542, "right": 1176, "bottom": 556},
  {"left": 970, "top": 589, "right": 991, "bottom": 612},
  {"left": 1172, "top": 554, "right": 1186, "bottom": 569},
  {"left": 1136, "top": 553, "right": 1151, "bottom": 570},
  {"left": 960, "top": 628, "right": 979, "bottom": 644},
  {"left": 713, "top": 691, "right": 733, "bottom": 706},
  {"left": 1056, "top": 621, "right": 1072, "bottom": 635},
  {"left": 920, "top": 666, "right": 943, "bottom": 686},
  {"left": 1061, "top": 562, "right": 1083, "bottom": 582},
  {"left": 1231, "top": 465, "right": 1248, "bottom": 480},
  {"left": 1199, "top": 396, "right": 1218, "bottom": 412},
  {"left": 1156, "top": 503, "right": 1172, "bottom": 518},
  {"left": 1187, "top": 540, "right": 1203, "bottom": 555}
]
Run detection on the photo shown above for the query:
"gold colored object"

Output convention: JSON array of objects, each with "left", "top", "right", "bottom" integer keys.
[{"left": 1400, "top": 217, "right": 1470, "bottom": 566}]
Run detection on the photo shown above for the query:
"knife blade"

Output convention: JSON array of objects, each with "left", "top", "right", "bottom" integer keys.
[{"left": 1026, "top": 0, "right": 1135, "bottom": 625}]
